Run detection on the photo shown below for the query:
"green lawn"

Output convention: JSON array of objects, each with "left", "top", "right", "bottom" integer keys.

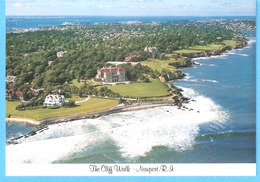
[
  {"left": 173, "top": 43, "right": 223, "bottom": 54},
  {"left": 6, "top": 97, "right": 119, "bottom": 121},
  {"left": 173, "top": 49, "right": 204, "bottom": 54},
  {"left": 190, "top": 44, "right": 223, "bottom": 51},
  {"left": 222, "top": 40, "right": 241, "bottom": 47},
  {"left": 141, "top": 59, "right": 163, "bottom": 72},
  {"left": 66, "top": 95, "right": 86, "bottom": 102},
  {"left": 141, "top": 57, "right": 185, "bottom": 73},
  {"left": 106, "top": 78, "right": 170, "bottom": 98},
  {"left": 173, "top": 40, "right": 242, "bottom": 54},
  {"left": 70, "top": 79, "right": 82, "bottom": 88}
]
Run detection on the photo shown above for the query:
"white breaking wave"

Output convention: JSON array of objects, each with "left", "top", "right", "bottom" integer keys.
[
  {"left": 6, "top": 87, "right": 229, "bottom": 163},
  {"left": 227, "top": 51, "right": 236, "bottom": 55},
  {"left": 192, "top": 54, "right": 227, "bottom": 61},
  {"left": 184, "top": 73, "right": 192, "bottom": 80},
  {"left": 194, "top": 62, "right": 217, "bottom": 67},
  {"left": 247, "top": 39, "right": 256, "bottom": 46},
  {"left": 183, "top": 79, "right": 218, "bottom": 83},
  {"left": 208, "top": 64, "right": 217, "bottom": 67},
  {"left": 193, "top": 57, "right": 210, "bottom": 61},
  {"left": 238, "top": 54, "right": 249, "bottom": 57}
]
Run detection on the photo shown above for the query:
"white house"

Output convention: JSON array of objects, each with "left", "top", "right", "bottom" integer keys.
[
  {"left": 6, "top": 75, "right": 16, "bottom": 83},
  {"left": 43, "top": 94, "right": 65, "bottom": 107},
  {"left": 95, "top": 67, "right": 126, "bottom": 83},
  {"left": 56, "top": 51, "right": 67, "bottom": 58},
  {"left": 144, "top": 47, "right": 158, "bottom": 53}
]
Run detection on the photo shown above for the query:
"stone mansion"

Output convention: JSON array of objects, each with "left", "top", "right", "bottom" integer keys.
[{"left": 95, "top": 67, "right": 126, "bottom": 83}]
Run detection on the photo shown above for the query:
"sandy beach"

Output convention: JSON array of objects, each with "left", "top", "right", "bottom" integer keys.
[{"left": 6, "top": 118, "right": 41, "bottom": 126}]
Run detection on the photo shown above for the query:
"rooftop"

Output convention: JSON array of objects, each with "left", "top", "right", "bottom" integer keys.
[{"left": 98, "top": 67, "right": 125, "bottom": 73}]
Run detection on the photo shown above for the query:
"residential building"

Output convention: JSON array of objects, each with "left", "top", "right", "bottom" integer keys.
[
  {"left": 6, "top": 90, "right": 15, "bottom": 101},
  {"left": 56, "top": 51, "right": 67, "bottom": 58},
  {"left": 15, "top": 91, "right": 25, "bottom": 101},
  {"left": 43, "top": 94, "right": 65, "bottom": 107},
  {"left": 6, "top": 90, "right": 25, "bottom": 101},
  {"left": 144, "top": 47, "right": 158, "bottom": 53},
  {"left": 31, "top": 88, "right": 44, "bottom": 96},
  {"left": 6, "top": 75, "right": 16, "bottom": 83},
  {"left": 95, "top": 67, "right": 126, "bottom": 83},
  {"left": 124, "top": 55, "right": 143, "bottom": 62}
]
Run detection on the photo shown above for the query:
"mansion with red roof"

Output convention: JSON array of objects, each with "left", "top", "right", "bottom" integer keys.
[{"left": 95, "top": 67, "right": 126, "bottom": 83}]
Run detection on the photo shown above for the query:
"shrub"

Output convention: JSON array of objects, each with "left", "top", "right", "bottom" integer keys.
[
  {"left": 143, "top": 77, "right": 150, "bottom": 83},
  {"left": 118, "top": 98, "right": 126, "bottom": 104},
  {"left": 15, "top": 104, "right": 26, "bottom": 111},
  {"left": 49, "top": 106, "right": 60, "bottom": 109},
  {"left": 63, "top": 100, "right": 76, "bottom": 107}
]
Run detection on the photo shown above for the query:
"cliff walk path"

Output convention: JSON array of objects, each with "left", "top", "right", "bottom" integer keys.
[{"left": 74, "top": 97, "right": 90, "bottom": 104}]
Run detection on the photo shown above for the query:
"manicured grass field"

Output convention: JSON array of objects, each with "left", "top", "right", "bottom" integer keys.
[
  {"left": 222, "top": 40, "right": 241, "bottom": 47},
  {"left": 173, "top": 49, "right": 203, "bottom": 54},
  {"left": 6, "top": 97, "right": 119, "bottom": 121},
  {"left": 189, "top": 44, "right": 223, "bottom": 51},
  {"left": 173, "top": 43, "right": 223, "bottom": 54},
  {"left": 173, "top": 40, "right": 242, "bottom": 54},
  {"left": 141, "top": 57, "right": 185, "bottom": 73},
  {"left": 106, "top": 78, "right": 170, "bottom": 98},
  {"left": 66, "top": 95, "right": 86, "bottom": 102}
]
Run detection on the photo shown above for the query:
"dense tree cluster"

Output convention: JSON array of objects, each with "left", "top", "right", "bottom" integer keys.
[{"left": 6, "top": 20, "right": 246, "bottom": 106}]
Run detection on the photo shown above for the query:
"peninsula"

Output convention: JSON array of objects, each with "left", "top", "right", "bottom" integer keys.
[{"left": 6, "top": 19, "right": 255, "bottom": 126}]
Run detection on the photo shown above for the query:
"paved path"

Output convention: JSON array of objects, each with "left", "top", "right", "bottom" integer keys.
[{"left": 75, "top": 97, "right": 90, "bottom": 104}]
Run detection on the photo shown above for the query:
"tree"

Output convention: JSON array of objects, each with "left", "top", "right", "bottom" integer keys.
[
  {"left": 143, "top": 77, "right": 150, "bottom": 83},
  {"left": 64, "top": 100, "right": 76, "bottom": 107}
]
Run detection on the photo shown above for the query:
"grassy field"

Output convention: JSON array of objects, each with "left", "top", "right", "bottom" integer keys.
[
  {"left": 142, "top": 59, "right": 177, "bottom": 73},
  {"left": 106, "top": 78, "right": 170, "bottom": 98},
  {"left": 141, "top": 56, "right": 186, "bottom": 73},
  {"left": 70, "top": 79, "right": 82, "bottom": 88},
  {"left": 222, "top": 40, "right": 241, "bottom": 47},
  {"left": 6, "top": 97, "right": 119, "bottom": 121},
  {"left": 173, "top": 40, "right": 242, "bottom": 54},
  {"left": 70, "top": 79, "right": 101, "bottom": 88},
  {"left": 65, "top": 95, "right": 87, "bottom": 102},
  {"left": 173, "top": 43, "right": 223, "bottom": 54}
]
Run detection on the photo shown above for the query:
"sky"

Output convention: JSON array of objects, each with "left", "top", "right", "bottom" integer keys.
[{"left": 6, "top": 0, "right": 256, "bottom": 16}]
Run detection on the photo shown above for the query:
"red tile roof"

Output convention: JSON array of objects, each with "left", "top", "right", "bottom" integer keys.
[{"left": 98, "top": 67, "right": 125, "bottom": 73}]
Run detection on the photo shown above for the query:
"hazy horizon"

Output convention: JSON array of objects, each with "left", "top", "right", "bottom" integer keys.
[{"left": 6, "top": 0, "right": 256, "bottom": 16}]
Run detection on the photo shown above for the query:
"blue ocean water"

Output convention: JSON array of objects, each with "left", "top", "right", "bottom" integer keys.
[
  {"left": 173, "top": 37, "right": 256, "bottom": 162},
  {"left": 5, "top": 17, "right": 256, "bottom": 164},
  {"left": 6, "top": 16, "right": 255, "bottom": 32},
  {"left": 6, "top": 123, "right": 37, "bottom": 141}
]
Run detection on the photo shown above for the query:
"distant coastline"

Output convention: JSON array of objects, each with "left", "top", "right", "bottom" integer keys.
[{"left": 6, "top": 15, "right": 256, "bottom": 33}]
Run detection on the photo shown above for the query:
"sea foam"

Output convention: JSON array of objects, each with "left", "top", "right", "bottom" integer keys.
[{"left": 6, "top": 87, "right": 229, "bottom": 163}]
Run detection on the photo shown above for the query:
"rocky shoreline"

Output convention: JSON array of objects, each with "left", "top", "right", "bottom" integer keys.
[
  {"left": 181, "top": 41, "right": 248, "bottom": 59},
  {"left": 6, "top": 102, "right": 177, "bottom": 144},
  {"left": 161, "top": 41, "right": 247, "bottom": 82},
  {"left": 6, "top": 40, "right": 248, "bottom": 143}
]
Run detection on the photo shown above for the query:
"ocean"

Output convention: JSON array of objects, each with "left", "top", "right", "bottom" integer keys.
[
  {"left": 6, "top": 16, "right": 255, "bottom": 32},
  {"left": 5, "top": 17, "right": 256, "bottom": 164}
]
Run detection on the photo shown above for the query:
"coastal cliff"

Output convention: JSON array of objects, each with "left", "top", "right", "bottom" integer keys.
[
  {"left": 162, "top": 59, "right": 192, "bottom": 82},
  {"left": 163, "top": 40, "right": 247, "bottom": 82},
  {"left": 180, "top": 42, "right": 248, "bottom": 59}
]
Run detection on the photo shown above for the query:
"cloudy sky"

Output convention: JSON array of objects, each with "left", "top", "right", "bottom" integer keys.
[{"left": 6, "top": 0, "right": 256, "bottom": 16}]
